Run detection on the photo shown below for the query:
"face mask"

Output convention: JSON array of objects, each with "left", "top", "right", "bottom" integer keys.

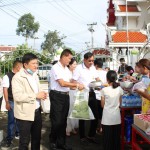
[{"left": 26, "top": 69, "right": 34, "bottom": 75}]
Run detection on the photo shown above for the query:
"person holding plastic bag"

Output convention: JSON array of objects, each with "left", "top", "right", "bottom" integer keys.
[
  {"left": 66, "top": 58, "right": 78, "bottom": 136},
  {"left": 49, "top": 49, "right": 84, "bottom": 150},
  {"left": 72, "top": 52, "right": 100, "bottom": 145}
]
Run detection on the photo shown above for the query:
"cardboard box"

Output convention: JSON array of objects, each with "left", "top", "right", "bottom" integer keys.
[{"left": 134, "top": 114, "right": 150, "bottom": 132}]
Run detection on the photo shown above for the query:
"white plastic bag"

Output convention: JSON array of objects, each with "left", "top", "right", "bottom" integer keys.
[
  {"left": 41, "top": 86, "right": 50, "bottom": 113},
  {"left": 41, "top": 96, "right": 50, "bottom": 113},
  {"left": 69, "top": 89, "right": 95, "bottom": 120},
  {"left": 132, "top": 81, "right": 147, "bottom": 92}
]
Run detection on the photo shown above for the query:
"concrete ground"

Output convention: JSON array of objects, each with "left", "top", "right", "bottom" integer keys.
[{"left": 0, "top": 112, "right": 132, "bottom": 150}]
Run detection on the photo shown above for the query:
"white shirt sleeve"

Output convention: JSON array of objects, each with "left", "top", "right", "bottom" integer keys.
[
  {"left": 72, "top": 66, "right": 80, "bottom": 81},
  {"left": 2, "top": 75, "right": 9, "bottom": 88},
  {"left": 94, "top": 68, "right": 99, "bottom": 79}
]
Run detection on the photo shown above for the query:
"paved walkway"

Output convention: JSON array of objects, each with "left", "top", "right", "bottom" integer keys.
[{"left": 0, "top": 112, "right": 105, "bottom": 150}]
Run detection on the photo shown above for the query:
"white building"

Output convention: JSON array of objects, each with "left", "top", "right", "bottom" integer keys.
[
  {"left": 106, "top": 0, "right": 150, "bottom": 68},
  {"left": 0, "top": 46, "right": 16, "bottom": 61}
]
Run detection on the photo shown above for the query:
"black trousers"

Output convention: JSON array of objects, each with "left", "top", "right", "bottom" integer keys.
[
  {"left": 17, "top": 108, "right": 42, "bottom": 150},
  {"left": 49, "top": 90, "right": 69, "bottom": 147},
  {"left": 0, "top": 97, "right": 3, "bottom": 110},
  {"left": 79, "top": 91, "right": 99, "bottom": 139},
  {"left": 96, "top": 99, "right": 103, "bottom": 120},
  {"left": 102, "top": 124, "right": 121, "bottom": 150}
]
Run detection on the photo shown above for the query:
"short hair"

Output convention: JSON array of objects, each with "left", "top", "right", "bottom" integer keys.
[
  {"left": 60, "top": 49, "right": 73, "bottom": 58},
  {"left": 94, "top": 58, "right": 103, "bottom": 68},
  {"left": 126, "top": 66, "right": 134, "bottom": 75},
  {"left": 52, "top": 60, "right": 58, "bottom": 65},
  {"left": 120, "top": 58, "right": 125, "bottom": 62},
  {"left": 84, "top": 52, "right": 93, "bottom": 59},
  {"left": 22, "top": 53, "right": 38, "bottom": 65},
  {"left": 13, "top": 60, "right": 22, "bottom": 68},
  {"left": 138, "top": 59, "right": 150, "bottom": 70}
]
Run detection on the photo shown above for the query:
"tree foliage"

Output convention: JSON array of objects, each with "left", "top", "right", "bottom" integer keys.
[
  {"left": 0, "top": 44, "right": 51, "bottom": 75},
  {"left": 41, "top": 30, "right": 66, "bottom": 55},
  {"left": 16, "top": 13, "right": 40, "bottom": 43}
]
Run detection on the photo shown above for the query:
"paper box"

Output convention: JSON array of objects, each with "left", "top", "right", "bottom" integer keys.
[{"left": 134, "top": 114, "right": 150, "bottom": 132}]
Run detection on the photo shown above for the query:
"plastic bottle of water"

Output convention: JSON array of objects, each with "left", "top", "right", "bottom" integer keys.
[
  {"left": 130, "top": 96, "right": 134, "bottom": 106},
  {"left": 126, "top": 96, "right": 130, "bottom": 106},
  {"left": 138, "top": 96, "right": 142, "bottom": 106},
  {"left": 122, "top": 96, "right": 126, "bottom": 106},
  {"left": 132, "top": 95, "right": 136, "bottom": 106}
]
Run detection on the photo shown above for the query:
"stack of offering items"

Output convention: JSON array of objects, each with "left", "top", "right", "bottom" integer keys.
[
  {"left": 134, "top": 114, "right": 150, "bottom": 135},
  {"left": 121, "top": 94, "right": 142, "bottom": 107}
]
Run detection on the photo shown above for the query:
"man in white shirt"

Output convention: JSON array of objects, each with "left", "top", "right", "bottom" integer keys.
[
  {"left": 72, "top": 52, "right": 100, "bottom": 144},
  {"left": 94, "top": 58, "right": 107, "bottom": 132},
  {"left": 2, "top": 60, "right": 22, "bottom": 148},
  {"left": 49, "top": 49, "right": 84, "bottom": 150}
]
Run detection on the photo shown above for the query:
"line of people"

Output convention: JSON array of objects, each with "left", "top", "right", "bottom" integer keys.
[{"left": 0, "top": 50, "right": 149, "bottom": 150}]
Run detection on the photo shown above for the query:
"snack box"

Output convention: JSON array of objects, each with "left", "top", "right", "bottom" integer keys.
[{"left": 134, "top": 114, "right": 150, "bottom": 132}]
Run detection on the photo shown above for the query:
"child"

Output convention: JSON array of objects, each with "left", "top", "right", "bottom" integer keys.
[{"left": 101, "top": 70, "right": 123, "bottom": 150}]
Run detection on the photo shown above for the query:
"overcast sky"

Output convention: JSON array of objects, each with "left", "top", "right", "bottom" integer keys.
[{"left": 0, "top": 0, "right": 107, "bottom": 52}]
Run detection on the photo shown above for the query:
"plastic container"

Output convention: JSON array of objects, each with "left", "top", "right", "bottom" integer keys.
[{"left": 122, "top": 96, "right": 126, "bottom": 106}]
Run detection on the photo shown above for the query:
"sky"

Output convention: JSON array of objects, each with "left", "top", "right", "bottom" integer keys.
[{"left": 0, "top": 0, "right": 107, "bottom": 53}]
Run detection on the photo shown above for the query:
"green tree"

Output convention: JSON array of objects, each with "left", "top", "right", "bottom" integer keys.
[
  {"left": 41, "top": 30, "right": 66, "bottom": 55},
  {"left": 0, "top": 44, "right": 52, "bottom": 75},
  {"left": 16, "top": 13, "right": 40, "bottom": 44}
]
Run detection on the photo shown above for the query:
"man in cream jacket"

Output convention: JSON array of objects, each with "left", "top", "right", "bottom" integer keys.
[{"left": 12, "top": 53, "right": 47, "bottom": 150}]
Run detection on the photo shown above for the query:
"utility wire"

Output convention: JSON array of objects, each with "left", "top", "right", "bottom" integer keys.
[
  {"left": 61, "top": 0, "right": 89, "bottom": 24},
  {"left": 0, "top": 0, "right": 88, "bottom": 48},
  {"left": 47, "top": 0, "right": 85, "bottom": 25},
  {"left": 0, "top": 7, "right": 18, "bottom": 20}
]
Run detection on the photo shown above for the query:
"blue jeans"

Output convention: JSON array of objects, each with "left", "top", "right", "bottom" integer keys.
[{"left": 7, "top": 101, "right": 19, "bottom": 141}]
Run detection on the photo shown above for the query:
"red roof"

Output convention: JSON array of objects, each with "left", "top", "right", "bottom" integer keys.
[
  {"left": 0, "top": 46, "right": 16, "bottom": 52},
  {"left": 93, "top": 50, "right": 110, "bottom": 55},
  {"left": 119, "top": 5, "right": 139, "bottom": 12},
  {"left": 112, "top": 31, "right": 147, "bottom": 43}
]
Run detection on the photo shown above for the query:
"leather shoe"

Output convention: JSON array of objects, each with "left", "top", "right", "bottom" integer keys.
[
  {"left": 50, "top": 143, "right": 60, "bottom": 150},
  {"left": 87, "top": 137, "right": 99, "bottom": 144},
  {"left": 58, "top": 145, "right": 72, "bottom": 150}
]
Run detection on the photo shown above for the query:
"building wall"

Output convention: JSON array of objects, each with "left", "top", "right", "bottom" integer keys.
[
  {"left": 107, "top": 0, "right": 150, "bottom": 67},
  {"left": 115, "top": 1, "right": 150, "bottom": 30}
]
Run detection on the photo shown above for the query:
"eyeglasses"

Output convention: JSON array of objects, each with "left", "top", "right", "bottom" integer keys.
[{"left": 88, "top": 60, "right": 94, "bottom": 62}]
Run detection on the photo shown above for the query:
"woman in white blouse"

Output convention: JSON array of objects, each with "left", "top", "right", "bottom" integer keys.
[
  {"left": 66, "top": 58, "right": 78, "bottom": 136},
  {"left": 101, "top": 70, "right": 123, "bottom": 150}
]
